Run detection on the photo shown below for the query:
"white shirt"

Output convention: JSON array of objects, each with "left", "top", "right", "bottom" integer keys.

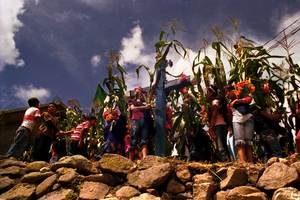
[
  {"left": 232, "top": 108, "right": 252, "bottom": 123},
  {"left": 21, "top": 107, "right": 41, "bottom": 131}
]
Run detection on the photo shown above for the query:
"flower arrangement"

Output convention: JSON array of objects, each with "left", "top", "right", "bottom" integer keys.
[{"left": 231, "top": 80, "right": 255, "bottom": 99}]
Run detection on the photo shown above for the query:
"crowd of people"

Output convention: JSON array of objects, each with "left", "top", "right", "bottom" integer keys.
[{"left": 1, "top": 84, "right": 300, "bottom": 164}]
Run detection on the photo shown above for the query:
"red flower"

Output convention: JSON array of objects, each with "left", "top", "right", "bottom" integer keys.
[
  {"left": 180, "top": 87, "right": 188, "bottom": 94},
  {"left": 179, "top": 73, "right": 188, "bottom": 82},
  {"left": 262, "top": 82, "right": 270, "bottom": 94}
]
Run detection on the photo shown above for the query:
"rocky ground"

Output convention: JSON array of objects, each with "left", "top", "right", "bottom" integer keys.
[{"left": 0, "top": 154, "right": 300, "bottom": 200}]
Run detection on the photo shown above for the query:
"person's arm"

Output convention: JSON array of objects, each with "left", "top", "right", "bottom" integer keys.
[{"left": 130, "top": 104, "right": 150, "bottom": 111}]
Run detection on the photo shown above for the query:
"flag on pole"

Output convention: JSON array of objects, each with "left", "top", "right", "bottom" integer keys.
[{"left": 92, "top": 84, "right": 107, "bottom": 110}]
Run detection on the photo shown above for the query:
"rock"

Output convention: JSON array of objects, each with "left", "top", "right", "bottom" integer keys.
[
  {"left": 99, "top": 153, "right": 136, "bottom": 174},
  {"left": 176, "top": 165, "right": 192, "bottom": 182},
  {"left": 193, "top": 172, "right": 215, "bottom": 184},
  {"left": 288, "top": 153, "right": 300, "bottom": 164},
  {"left": 0, "top": 176, "right": 14, "bottom": 192},
  {"left": 226, "top": 186, "right": 268, "bottom": 200},
  {"left": 129, "top": 193, "right": 160, "bottom": 200},
  {"left": 291, "top": 161, "right": 300, "bottom": 175},
  {"left": 116, "top": 186, "right": 141, "bottom": 198},
  {"left": 175, "top": 192, "right": 193, "bottom": 199},
  {"left": 137, "top": 155, "right": 167, "bottom": 170},
  {"left": 267, "top": 157, "right": 279, "bottom": 166},
  {"left": 40, "top": 167, "right": 51, "bottom": 173},
  {"left": 166, "top": 178, "right": 185, "bottom": 194},
  {"left": 272, "top": 187, "right": 300, "bottom": 200},
  {"left": 57, "top": 167, "right": 78, "bottom": 184},
  {"left": 36, "top": 174, "right": 58, "bottom": 197},
  {"left": 84, "top": 173, "right": 123, "bottom": 186},
  {"left": 215, "top": 191, "right": 229, "bottom": 200},
  {"left": 145, "top": 188, "right": 158, "bottom": 196},
  {"left": 21, "top": 171, "right": 54, "bottom": 183},
  {"left": 193, "top": 173, "right": 217, "bottom": 200},
  {"left": 0, "top": 183, "right": 35, "bottom": 200},
  {"left": 220, "top": 167, "right": 248, "bottom": 189},
  {"left": 257, "top": 162, "right": 298, "bottom": 190},
  {"left": 0, "top": 166, "right": 23, "bottom": 176},
  {"left": 51, "top": 155, "right": 99, "bottom": 174},
  {"left": 279, "top": 158, "right": 288, "bottom": 164},
  {"left": 79, "top": 181, "right": 109, "bottom": 200},
  {"left": 26, "top": 161, "right": 49, "bottom": 172},
  {"left": 247, "top": 164, "right": 265, "bottom": 184},
  {"left": 0, "top": 159, "right": 26, "bottom": 168},
  {"left": 38, "top": 189, "right": 75, "bottom": 200},
  {"left": 127, "top": 163, "right": 173, "bottom": 189}
]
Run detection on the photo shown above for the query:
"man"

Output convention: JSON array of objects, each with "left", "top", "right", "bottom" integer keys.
[
  {"left": 69, "top": 115, "right": 97, "bottom": 156},
  {"left": 32, "top": 103, "right": 59, "bottom": 161},
  {"left": 2, "top": 97, "right": 41, "bottom": 159}
]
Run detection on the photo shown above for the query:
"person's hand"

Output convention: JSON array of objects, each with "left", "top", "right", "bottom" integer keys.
[{"left": 230, "top": 99, "right": 239, "bottom": 107}]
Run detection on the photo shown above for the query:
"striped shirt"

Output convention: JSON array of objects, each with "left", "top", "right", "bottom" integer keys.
[{"left": 71, "top": 121, "right": 91, "bottom": 141}]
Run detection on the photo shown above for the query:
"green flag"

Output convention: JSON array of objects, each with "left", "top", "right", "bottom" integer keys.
[{"left": 92, "top": 84, "right": 107, "bottom": 110}]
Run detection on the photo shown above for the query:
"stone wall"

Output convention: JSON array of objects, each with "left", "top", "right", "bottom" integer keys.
[{"left": 1, "top": 154, "right": 300, "bottom": 199}]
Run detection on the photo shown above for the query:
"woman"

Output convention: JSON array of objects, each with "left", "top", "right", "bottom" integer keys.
[
  {"left": 207, "top": 86, "right": 230, "bottom": 161},
  {"left": 128, "top": 87, "right": 150, "bottom": 160},
  {"left": 227, "top": 85, "right": 254, "bottom": 163}
]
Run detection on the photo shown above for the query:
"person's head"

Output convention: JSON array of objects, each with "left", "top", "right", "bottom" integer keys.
[
  {"left": 47, "top": 103, "right": 57, "bottom": 114},
  {"left": 28, "top": 97, "right": 40, "bottom": 107},
  {"left": 134, "top": 86, "right": 143, "bottom": 95},
  {"left": 87, "top": 115, "right": 97, "bottom": 126}
]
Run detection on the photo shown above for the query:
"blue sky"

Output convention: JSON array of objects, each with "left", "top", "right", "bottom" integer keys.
[{"left": 1, "top": 0, "right": 300, "bottom": 111}]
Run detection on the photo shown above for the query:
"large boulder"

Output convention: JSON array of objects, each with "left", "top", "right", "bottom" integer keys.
[
  {"left": 193, "top": 173, "right": 217, "bottom": 200},
  {"left": 38, "top": 189, "right": 74, "bottom": 200},
  {"left": 57, "top": 167, "right": 78, "bottom": 184},
  {"left": 99, "top": 153, "right": 136, "bottom": 174},
  {"left": 0, "top": 177, "right": 14, "bottom": 192},
  {"left": 36, "top": 174, "right": 58, "bottom": 197},
  {"left": 220, "top": 167, "right": 248, "bottom": 189},
  {"left": 127, "top": 163, "right": 173, "bottom": 189},
  {"left": 272, "top": 187, "right": 300, "bottom": 200},
  {"left": 176, "top": 165, "right": 192, "bottom": 183},
  {"left": 78, "top": 181, "right": 109, "bottom": 200},
  {"left": 26, "top": 161, "right": 49, "bottom": 172},
  {"left": 116, "top": 186, "right": 141, "bottom": 198},
  {"left": 0, "top": 183, "right": 35, "bottom": 200},
  {"left": 257, "top": 162, "right": 298, "bottom": 190},
  {"left": 51, "top": 155, "right": 99, "bottom": 174},
  {"left": 0, "top": 159, "right": 26, "bottom": 168},
  {"left": 226, "top": 186, "right": 268, "bottom": 200},
  {"left": 21, "top": 171, "right": 54, "bottom": 183},
  {"left": 0, "top": 166, "right": 23, "bottom": 176}
]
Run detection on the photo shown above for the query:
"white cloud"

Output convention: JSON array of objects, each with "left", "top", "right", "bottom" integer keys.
[
  {"left": 0, "top": 0, "right": 26, "bottom": 71},
  {"left": 119, "top": 25, "right": 155, "bottom": 67},
  {"left": 90, "top": 54, "right": 101, "bottom": 67},
  {"left": 119, "top": 25, "right": 156, "bottom": 90},
  {"left": 13, "top": 85, "right": 51, "bottom": 102}
]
